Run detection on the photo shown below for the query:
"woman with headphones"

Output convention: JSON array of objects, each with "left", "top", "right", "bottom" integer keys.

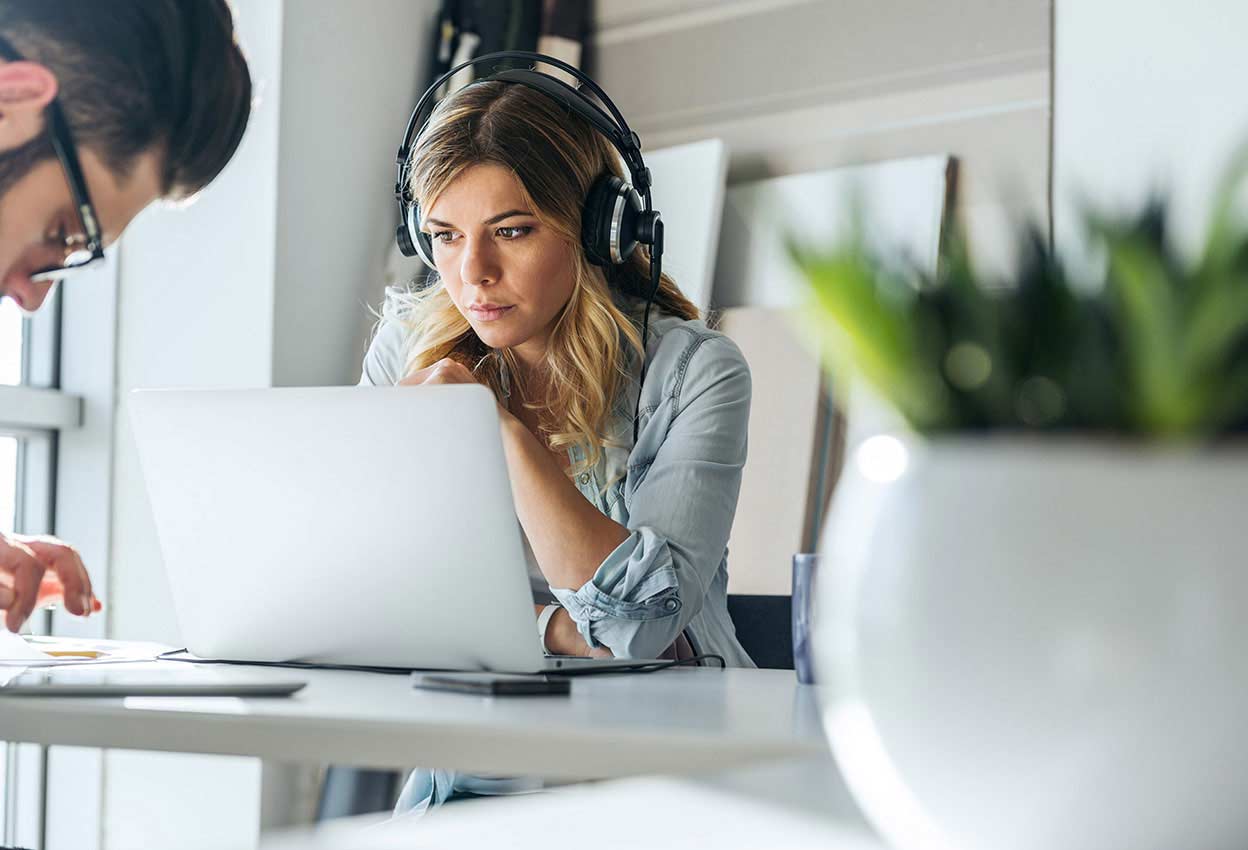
[{"left": 359, "top": 54, "right": 754, "bottom": 814}]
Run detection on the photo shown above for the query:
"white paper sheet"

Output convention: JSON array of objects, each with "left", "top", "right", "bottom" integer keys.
[
  {"left": 0, "top": 629, "right": 50, "bottom": 661},
  {"left": 0, "top": 632, "right": 162, "bottom": 667}
]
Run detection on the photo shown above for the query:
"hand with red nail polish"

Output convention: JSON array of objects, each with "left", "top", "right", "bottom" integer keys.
[{"left": 0, "top": 532, "right": 102, "bottom": 633}]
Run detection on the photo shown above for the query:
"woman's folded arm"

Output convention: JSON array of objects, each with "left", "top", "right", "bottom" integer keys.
[{"left": 551, "top": 337, "right": 751, "bottom": 658}]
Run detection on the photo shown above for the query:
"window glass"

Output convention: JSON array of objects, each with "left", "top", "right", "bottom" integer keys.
[
  {"left": 0, "top": 436, "right": 15, "bottom": 534},
  {"left": 0, "top": 299, "right": 22, "bottom": 386}
]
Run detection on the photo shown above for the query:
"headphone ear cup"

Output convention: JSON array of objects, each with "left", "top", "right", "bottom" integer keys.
[
  {"left": 396, "top": 223, "right": 416, "bottom": 257},
  {"left": 403, "top": 201, "right": 437, "bottom": 270},
  {"left": 582, "top": 174, "right": 642, "bottom": 267},
  {"left": 581, "top": 175, "right": 617, "bottom": 267}
]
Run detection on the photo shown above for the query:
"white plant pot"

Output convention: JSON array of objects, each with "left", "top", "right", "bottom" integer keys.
[{"left": 815, "top": 434, "right": 1248, "bottom": 850}]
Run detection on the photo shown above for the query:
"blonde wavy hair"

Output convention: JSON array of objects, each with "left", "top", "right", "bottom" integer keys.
[{"left": 385, "top": 80, "right": 699, "bottom": 481}]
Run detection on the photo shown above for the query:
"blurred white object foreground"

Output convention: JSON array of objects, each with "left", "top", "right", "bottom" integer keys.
[
  {"left": 260, "top": 757, "right": 883, "bottom": 850},
  {"left": 818, "top": 435, "right": 1248, "bottom": 850}
]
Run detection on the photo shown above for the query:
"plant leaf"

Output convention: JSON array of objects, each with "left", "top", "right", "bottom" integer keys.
[{"left": 1104, "top": 233, "right": 1194, "bottom": 432}]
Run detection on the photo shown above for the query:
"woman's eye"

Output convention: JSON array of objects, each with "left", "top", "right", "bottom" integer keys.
[
  {"left": 496, "top": 226, "right": 532, "bottom": 240},
  {"left": 430, "top": 230, "right": 457, "bottom": 244}
]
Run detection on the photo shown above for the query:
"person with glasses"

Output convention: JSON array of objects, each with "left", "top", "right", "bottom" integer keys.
[{"left": 0, "top": 1, "right": 252, "bottom": 636}]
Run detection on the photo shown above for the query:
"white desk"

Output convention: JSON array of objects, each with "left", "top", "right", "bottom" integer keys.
[
  {"left": 260, "top": 756, "right": 887, "bottom": 850},
  {"left": 0, "top": 663, "right": 826, "bottom": 781}
]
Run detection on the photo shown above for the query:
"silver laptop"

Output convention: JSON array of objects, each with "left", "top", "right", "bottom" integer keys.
[{"left": 129, "top": 385, "right": 654, "bottom": 674}]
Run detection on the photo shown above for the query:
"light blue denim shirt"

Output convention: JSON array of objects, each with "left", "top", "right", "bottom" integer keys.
[{"left": 358, "top": 295, "right": 755, "bottom": 815}]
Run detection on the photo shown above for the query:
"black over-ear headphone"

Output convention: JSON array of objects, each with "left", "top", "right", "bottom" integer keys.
[{"left": 393, "top": 51, "right": 665, "bottom": 444}]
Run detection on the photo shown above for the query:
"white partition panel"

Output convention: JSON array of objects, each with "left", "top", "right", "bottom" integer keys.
[
  {"left": 714, "top": 155, "right": 950, "bottom": 309},
  {"left": 645, "top": 138, "right": 730, "bottom": 312},
  {"left": 714, "top": 155, "right": 950, "bottom": 594}
]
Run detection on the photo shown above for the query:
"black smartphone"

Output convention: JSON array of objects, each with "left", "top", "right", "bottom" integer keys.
[{"left": 411, "top": 671, "right": 571, "bottom": 696}]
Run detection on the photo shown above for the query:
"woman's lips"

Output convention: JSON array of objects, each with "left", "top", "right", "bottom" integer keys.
[{"left": 469, "top": 305, "right": 514, "bottom": 322}]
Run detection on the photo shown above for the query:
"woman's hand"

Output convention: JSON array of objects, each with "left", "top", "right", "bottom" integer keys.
[
  {"left": 0, "top": 532, "right": 103, "bottom": 633},
  {"left": 398, "top": 357, "right": 478, "bottom": 387},
  {"left": 399, "top": 358, "right": 515, "bottom": 424}
]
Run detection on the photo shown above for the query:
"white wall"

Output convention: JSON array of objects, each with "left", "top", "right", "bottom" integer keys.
[
  {"left": 110, "top": 0, "right": 285, "bottom": 649},
  {"left": 1054, "top": 0, "right": 1248, "bottom": 267},
  {"left": 272, "top": 2, "right": 434, "bottom": 387},
  {"left": 92, "top": 1, "right": 436, "bottom": 848},
  {"left": 101, "top": 2, "right": 283, "bottom": 843},
  {"left": 592, "top": 0, "right": 1052, "bottom": 282}
]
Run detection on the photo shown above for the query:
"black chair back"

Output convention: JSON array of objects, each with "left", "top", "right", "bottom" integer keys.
[
  {"left": 726, "top": 594, "right": 794, "bottom": 670},
  {"left": 317, "top": 767, "right": 399, "bottom": 820}
]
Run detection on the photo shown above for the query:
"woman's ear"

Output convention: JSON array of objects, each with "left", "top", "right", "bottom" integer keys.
[{"left": 0, "top": 60, "right": 58, "bottom": 152}]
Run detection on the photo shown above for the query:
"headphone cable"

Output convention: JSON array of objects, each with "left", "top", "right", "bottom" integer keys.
[{"left": 633, "top": 217, "right": 665, "bottom": 445}]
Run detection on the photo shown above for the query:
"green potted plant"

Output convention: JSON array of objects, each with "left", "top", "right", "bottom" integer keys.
[{"left": 797, "top": 155, "right": 1248, "bottom": 850}]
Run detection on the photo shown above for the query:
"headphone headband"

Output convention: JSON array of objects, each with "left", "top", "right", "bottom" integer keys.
[{"left": 395, "top": 51, "right": 651, "bottom": 210}]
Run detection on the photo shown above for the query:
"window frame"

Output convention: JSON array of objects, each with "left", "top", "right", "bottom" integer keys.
[
  {"left": 0, "top": 292, "right": 64, "bottom": 850},
  {"left": 0, "top": 260, "right": 117, "bottom": 850},
  {"left": 0, "top": 295, "right": 79, "bottom": 432}
]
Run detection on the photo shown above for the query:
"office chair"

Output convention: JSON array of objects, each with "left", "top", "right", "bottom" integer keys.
[
  {"left": 726, "top": 593, "right": 794, "bottom": 670},
  {"left": 316, "top": 767, "right": 401, "bottom": 820}
]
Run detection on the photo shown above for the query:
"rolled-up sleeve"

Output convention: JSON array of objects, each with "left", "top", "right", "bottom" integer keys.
[{"left": 550, "top": 336, "right": 751, "bottom": 658}]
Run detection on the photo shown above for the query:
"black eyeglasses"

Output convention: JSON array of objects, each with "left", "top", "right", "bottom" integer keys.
[{"left": 0, "top": 33, "right": 105, "bottom": 283}]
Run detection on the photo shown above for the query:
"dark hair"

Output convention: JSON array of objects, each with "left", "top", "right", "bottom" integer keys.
[{"left": 0, "top": 0, "right": 252, "bottom": 198}]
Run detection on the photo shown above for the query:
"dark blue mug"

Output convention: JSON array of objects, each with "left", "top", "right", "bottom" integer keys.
[{"left": 792, "top": 553, "right": 820, "bottom": 684}]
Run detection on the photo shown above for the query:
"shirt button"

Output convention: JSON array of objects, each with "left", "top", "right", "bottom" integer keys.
[{"left": 579, "top": 473, "right": 591, "bottom": 485}]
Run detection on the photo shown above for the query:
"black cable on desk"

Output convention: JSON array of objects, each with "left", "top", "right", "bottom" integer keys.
[
  {"left": 156, "top": 649, "right": 415, "bottom": 675},
  {"left": 155, "top": 649, "right": 725, "bottom": 676}
]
